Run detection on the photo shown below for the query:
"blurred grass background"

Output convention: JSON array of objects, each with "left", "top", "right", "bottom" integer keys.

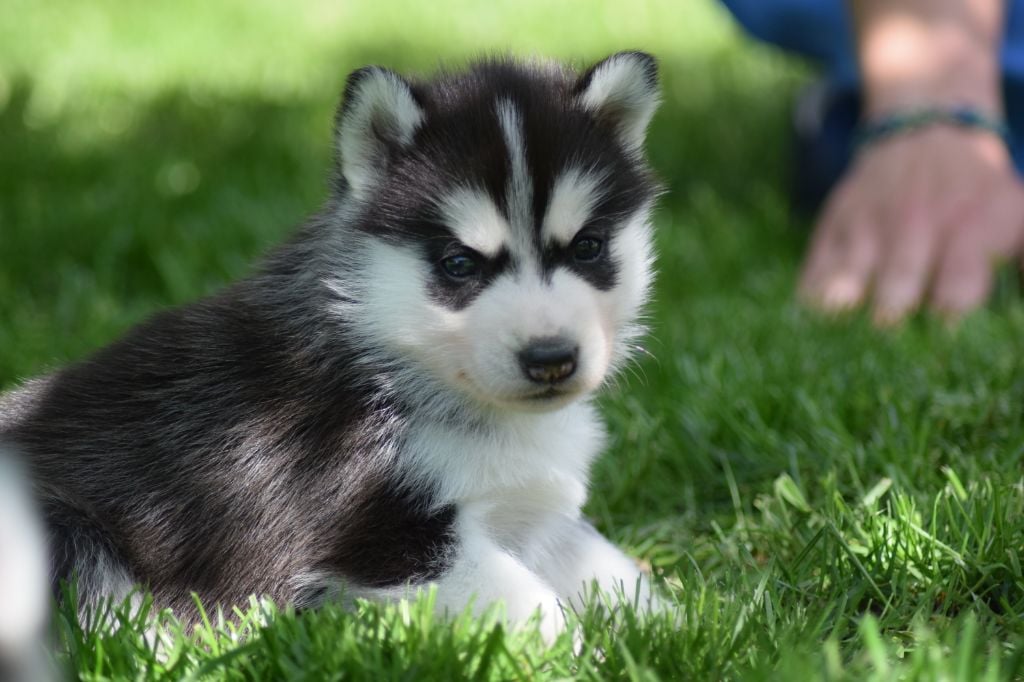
[{"left": 2, "top": 1, "right": 1024, "bottom": 679}]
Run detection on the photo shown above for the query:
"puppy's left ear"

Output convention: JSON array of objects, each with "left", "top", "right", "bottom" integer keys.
[
  {"left": 576, "top": 51, "right": 660, "bottom": 152},
  {"left": 335, "top": 66, "right": 425, "bottom": 196}
]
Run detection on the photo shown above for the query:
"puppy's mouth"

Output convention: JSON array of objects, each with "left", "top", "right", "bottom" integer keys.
[
  {"left": 525, "top": 387, "right": 564, "bottom": 400},
  {"left": 518, "top": 385, "right": 581, "bottom": 404}
]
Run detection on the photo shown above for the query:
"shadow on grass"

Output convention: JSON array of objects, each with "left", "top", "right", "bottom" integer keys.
[{"left": 0, "top": 78, "right": 338, "bottom": 380}]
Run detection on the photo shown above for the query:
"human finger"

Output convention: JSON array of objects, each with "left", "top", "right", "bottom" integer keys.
[
  {"left": 799, "top": 197, "right": 878, "bottom": 311},
  {"left": 929, "top": 237, "right": 995, "bottom": 319},
  {"left": 870, "top": 208, "right": 938, "bottom": 325},
  {"left": 931, "top": 191, "right": 1024, "bottom": 316}
]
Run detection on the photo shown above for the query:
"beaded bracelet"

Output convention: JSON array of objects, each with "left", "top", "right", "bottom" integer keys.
[{"left": 852, "top": 106, "right": 1012, "bottom": 151}]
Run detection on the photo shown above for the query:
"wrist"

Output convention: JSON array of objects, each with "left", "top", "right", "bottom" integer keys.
[{"left": 858, "top": 13, "right": 1002, "bottom": 117}]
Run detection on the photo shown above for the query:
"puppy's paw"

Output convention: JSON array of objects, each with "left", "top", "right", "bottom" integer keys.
[{"left": 505, "top": 589, "right": 568, "bottom": 644}]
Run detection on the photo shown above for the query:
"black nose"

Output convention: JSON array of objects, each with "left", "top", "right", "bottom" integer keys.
[{"left": 518, "top": 337, "right": 578, "bottom": 384}]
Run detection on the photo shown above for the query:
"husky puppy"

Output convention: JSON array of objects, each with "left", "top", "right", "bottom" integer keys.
[{"left": 0, "top": 52, "right": 662, "bottom": 640}]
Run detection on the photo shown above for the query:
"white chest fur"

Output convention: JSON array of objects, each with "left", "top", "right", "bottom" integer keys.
[
  {"left": 347, "top": 400, "right": 649, "bottom": 636},
  {"left": 398, "top": 401, "right": 605, "bottom": 516}
]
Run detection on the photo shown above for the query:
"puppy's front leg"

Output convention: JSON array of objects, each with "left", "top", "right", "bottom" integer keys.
[
  {"left": 431, "top": 518, "right": 566, "bottom": 641},
  {"left": 523, "top": 517, "right": 659, "bottom": 613}
]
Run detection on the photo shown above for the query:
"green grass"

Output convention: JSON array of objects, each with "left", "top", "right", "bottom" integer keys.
[{"left": 3, "top": 1, "right": 1024, "bottom": 679}]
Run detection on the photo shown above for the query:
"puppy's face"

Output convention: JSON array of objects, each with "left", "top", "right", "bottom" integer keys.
[{"left": 330, "top": 54, "right": 660, "bottom": 412}]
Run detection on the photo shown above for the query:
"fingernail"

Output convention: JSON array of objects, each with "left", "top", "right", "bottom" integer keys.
[{"left": 821, "top": 276, "right": 864, "bottom": 311}]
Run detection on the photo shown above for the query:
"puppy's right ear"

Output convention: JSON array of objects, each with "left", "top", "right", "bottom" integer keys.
[{"left": 335, "top": 66, "right": 425, "bottom": 196}]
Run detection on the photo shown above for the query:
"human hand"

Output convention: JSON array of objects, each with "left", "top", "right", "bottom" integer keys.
[{"left": 798, "top": 125, "right": 1024, "bottom": 324}]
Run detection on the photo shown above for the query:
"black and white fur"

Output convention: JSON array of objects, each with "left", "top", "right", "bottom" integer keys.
[{"left": 0, "top": 52, "right": 662, "bottom": 641}]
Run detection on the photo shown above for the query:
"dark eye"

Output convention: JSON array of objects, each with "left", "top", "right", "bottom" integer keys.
[
  {"left": 441, "top": 253, "right": 479, "bottom": 279},
  {"left": 571, "top": 236, "right": 603, "bottom": 262}
]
